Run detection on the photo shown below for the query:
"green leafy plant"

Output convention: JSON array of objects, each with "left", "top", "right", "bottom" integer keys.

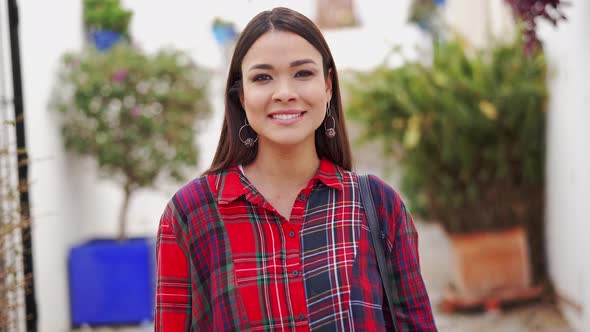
[
  {"left": 347, "top": 36, "right": 546, "bottom": 233},
  {"left": 50, "top": 44, "right": 211, "bottom": 240},
  {"left": 83, "top": 0, "right": 133, "bottom": 36}
]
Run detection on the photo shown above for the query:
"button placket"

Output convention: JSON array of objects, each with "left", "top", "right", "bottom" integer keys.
[
  {"left": 284, "top": 190, "right": 309, "bottom": 328},
  {"left": 281, "top": 220, "right": 305, "bottom": 326}
]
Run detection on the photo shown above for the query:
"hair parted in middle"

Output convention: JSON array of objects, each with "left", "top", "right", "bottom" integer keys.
[{"left": 205, "top": 7, "right": 352, "bottom": 175}]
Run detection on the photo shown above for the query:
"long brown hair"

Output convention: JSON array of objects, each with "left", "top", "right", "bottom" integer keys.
[{"left": 205, "top": 7, "right": 352, "bottom": 175}]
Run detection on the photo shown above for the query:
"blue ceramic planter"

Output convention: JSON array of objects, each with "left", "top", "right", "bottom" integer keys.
[
  {"left": 212, "top": 25, "right": 238, "bottom": 45},
  {"left": 68, "top": 237, "right": 155, "bottom": 327},
  {"left": 92, "top": 30, "right": 123, "bottom": 51}
]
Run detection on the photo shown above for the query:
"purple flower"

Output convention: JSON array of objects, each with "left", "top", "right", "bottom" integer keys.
[
  {"left": 504, "top": 0, "right": 568, "bottom": 54},
  {"left": 112, "top": 70, "right": 128, "bottom": 82}
]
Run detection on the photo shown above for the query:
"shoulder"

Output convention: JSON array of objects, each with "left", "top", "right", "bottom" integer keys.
[
  {"left": 359, "top": 173, "right": 411, "bottom": 230},
  {"left": 163, "top": 174, "right": 215, "bottom": 221},
  {"left": 351, "top": 172, "right": 405, "bottom": 212},
  {"left": 172, "top": 174, "right": 212, "bottom": 206},
  {"left": 357, "top": 174, "right": 414, "bottom": 250},
  {"left": 366, "top": 174, "right": 406, "bottom": 213}
]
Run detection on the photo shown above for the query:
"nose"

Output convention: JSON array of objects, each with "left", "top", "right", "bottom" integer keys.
[{"left": 272, "top": 78, "right": 297, "bottom": 103}]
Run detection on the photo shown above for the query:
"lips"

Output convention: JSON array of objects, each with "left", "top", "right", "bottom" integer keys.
[
  {"left": 268, "top": 110, "right": 305, "bottom": 117},
  {"left": 268, "top": 110, "right": 306, "bottom": 124},
  {"left": 271, "top": 113, "right": 303, "bottom": 120}
]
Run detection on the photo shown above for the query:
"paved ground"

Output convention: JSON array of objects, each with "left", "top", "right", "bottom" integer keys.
[
  {"left": 417, "top": 222, "right": 573, "bottom": 332},
  {"left": 73, "top": 222, "right": 574, "bottom": 332}
]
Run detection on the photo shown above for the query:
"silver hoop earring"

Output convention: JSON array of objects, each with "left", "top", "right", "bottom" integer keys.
[
  {"left": 324, "top": 101, "right": 336, "bottom": 138},
  {"left": 239, "top": 118, "right": 258, "bottom": 148}
]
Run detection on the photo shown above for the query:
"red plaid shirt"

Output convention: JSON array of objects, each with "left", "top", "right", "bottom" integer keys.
[{"left": 155, "top": 159, "right": 436, "bottom": 331}]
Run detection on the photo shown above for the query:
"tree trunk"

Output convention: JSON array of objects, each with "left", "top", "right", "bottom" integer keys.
[{"left": 117, "top": 184, "right": 133, "bottom": 241}]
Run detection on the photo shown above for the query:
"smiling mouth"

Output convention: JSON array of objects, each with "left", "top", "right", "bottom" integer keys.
[{"left": 270, "top": 112, "right": 304, "bottom": 120}]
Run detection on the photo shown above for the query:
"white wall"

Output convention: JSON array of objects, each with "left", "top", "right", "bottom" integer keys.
[
  {"left": 442, "top": 0, "right": 515, "bottom": 48},
  {"left": 540, "top": 0, "right": 590, "bottom": 330},
  {"left": 21, "top": 1, "right": 421, "bottom": 330},
  {"left": 19, "top": 2, "right": 84, "bottom": 331}
]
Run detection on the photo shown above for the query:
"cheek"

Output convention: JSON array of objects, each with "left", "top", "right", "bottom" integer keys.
[
  {"left": 300, "top": 83, "right": 328, "bottom": 105},
  {"left": 242, "top": 87, "right": 269, "bottom": 111}
]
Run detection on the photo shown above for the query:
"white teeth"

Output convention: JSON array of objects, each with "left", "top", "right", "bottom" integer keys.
[{"left": 272, "top": 113, "right": 301, "bottom": 120}]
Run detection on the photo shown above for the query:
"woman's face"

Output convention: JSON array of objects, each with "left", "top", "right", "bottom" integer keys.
[{"left": 240, "top": 30, "right": 332, "bottom": 150}]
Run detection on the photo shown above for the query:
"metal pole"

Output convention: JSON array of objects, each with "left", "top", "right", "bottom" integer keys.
[{"left": 7, "top": 0, "right": 37, "bottom": 330}]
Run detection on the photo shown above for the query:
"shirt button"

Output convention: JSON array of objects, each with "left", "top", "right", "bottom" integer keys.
[
  {"left": 292, "top": 270, "right": 299, "bottom": 277},
  {"left": 297, "top": 313, "right": 306, "bottom": 321},
  {"left": 297, "top": 194, "right": 306, "bottom": 201},
  {"left": 289, "top": 231, "right": 296, "bottom": 238}
]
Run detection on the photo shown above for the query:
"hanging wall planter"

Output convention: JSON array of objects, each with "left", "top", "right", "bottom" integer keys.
[
  {"left": 212, "top": 25, "right": 237, "bottom": 44},
  {"left": 83, "top": 0, "right": 132, "bottom": 51},
  {"left": 212, "top": 18, "right": 238, "bottom": 45},
  {"left": 91, "top": 29, "right": 123, "bottom": 51}
]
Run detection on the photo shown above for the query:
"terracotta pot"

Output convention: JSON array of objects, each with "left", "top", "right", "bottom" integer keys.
[{"left": 449, "top": 227, "right": 532, "bottom": 300}]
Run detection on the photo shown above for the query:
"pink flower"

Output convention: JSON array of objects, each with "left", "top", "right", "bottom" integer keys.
[
  {"left": 112, "top": 70, "right": 128, "bottom": 82},
  {"left": 131, "top": 106, "right": 141, "bottom": 119}
]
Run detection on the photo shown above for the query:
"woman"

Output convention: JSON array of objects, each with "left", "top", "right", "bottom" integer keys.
[{"left": 156, "top": 7, "right": 436, "bottom": 331}]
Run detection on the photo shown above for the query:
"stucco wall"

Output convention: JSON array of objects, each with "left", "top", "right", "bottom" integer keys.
[{"left": 21, "top": 1, "right": 423, "bottom": 330}]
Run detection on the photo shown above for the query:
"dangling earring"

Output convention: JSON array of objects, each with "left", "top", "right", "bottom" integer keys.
[
  {"left": 324, "top": 101, "right": 336, "bottom": 138},
  {"left": 239, "top": 117, "right": 258, "bottom": 148}
]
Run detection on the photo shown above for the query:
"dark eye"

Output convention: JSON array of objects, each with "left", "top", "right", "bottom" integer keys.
[
  {"left": 252, "top": 74, "right": 272, "bottom": 82},
  {"left": 295, "top": 70, "right": 313, "bottom": 78}
]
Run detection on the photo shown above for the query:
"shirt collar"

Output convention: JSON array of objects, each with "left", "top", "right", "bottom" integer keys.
[
  {"left": 313, "top": 157, "right": 345, "bottom": 191},
  {"left": 214, "top": 158, "right": 345, "bottom": 204}
]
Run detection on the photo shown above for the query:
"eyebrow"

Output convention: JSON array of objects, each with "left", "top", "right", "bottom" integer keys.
[{"left": 248, "top": 58, "right": 317, "bottom": 72}]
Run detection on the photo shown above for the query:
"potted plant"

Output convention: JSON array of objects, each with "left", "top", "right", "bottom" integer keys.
[
  {"left": 49, "top": 44, "right": 211, "bottom": 326},
  {"left": 346, "top": 34, "right": 547, "bottom": 308},
  {"left": 83, "top": 0, "right": 133, "bottom": 51},
  {"left": 407, "top": 0, "right": 445, "bottom": 34}
]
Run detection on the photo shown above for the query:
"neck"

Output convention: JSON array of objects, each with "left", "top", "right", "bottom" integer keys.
[{"left": 245, "top": 139, "right": 320, "bottom": 187}]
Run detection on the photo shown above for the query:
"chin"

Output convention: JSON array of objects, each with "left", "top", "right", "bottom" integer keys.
[{"left": 265, "top": 133, "right": 315, "bottom": 147}]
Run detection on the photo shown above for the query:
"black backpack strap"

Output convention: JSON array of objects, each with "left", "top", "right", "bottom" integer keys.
[{"left": 358, "top": 175, "right": 399, "bottom": 332}]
